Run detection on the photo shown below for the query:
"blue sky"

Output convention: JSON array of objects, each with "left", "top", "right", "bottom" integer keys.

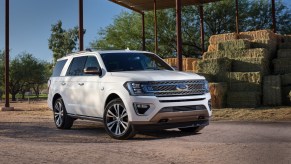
[{"left": 0, "top": 0, "right": 291, "bottom": 62}]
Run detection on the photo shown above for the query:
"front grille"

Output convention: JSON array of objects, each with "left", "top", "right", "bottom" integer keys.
[
  {"left": 143, "top": 80, "right": 206, "bottom": 97},
  {"left": 159, "top": 105, "right": 207, "bottom": 113}
]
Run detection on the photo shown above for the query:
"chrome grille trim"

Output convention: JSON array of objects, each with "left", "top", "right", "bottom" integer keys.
[{"left": 143, "top": 80, "right": 206, "bottom": 97}]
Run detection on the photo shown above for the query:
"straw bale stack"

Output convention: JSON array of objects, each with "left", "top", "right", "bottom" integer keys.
[
  {"left": 228, "top": 72, "right": 262, "bottom": 84},
  {"left": 281, "top": 73, "right": 291, "bottom": 86},
  {"left": 232, "top": 57, "right": 269, "bottom": 74},
  {"left": 239, "top": 30, "right": 277, "bottom": 41},
  {"left": 227, "top": 92, "right": 261, "bottom": 108},
  {"left": 250, "top": 40, "right": 277, "bottom": 58},
  {"left": 277, "top": 49, "right": 291, "bottom": 58},
  {"left": 217, "top": 39, "right": 250, "bottom": 51},
  {"left": 196, "top": 58, "right": 231, "bottom": 82},
  {"left": 282, "top": 86, "right": 291, "bottom": 105},
  {"left": 209, "top": 33, "right": 238, "bottom": 45},
  {"left": 228, "top": 82, "right": 261, "bottom": 92},
  {"left": 282, "top": 35, "right": 291, "bottom": 43},
  {"left": 273, "top": 58, "right": 291, "bottom": 74},
  {"left": 263, "top": 75, "right": 282, "bottom": 105},
  {"left": 279, "top": 42, "right": 291, "bottom": 49},
  {"left": 163, "top": 58, "right": 198, "bottom": 72},
  {"left": 209, "top": 83, "right": 228, "bottom": 109},
  {"left": 203, "top": 48, "right": 270, "bottom": 60}
]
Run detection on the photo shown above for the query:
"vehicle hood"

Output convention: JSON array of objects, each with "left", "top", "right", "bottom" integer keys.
[{"left": 109, "top": 70, "right": 205, "bottom": 81}]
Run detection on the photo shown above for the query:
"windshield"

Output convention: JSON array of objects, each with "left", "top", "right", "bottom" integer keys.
[{"left": 100, "top": 52, "right": 174, "bottom": 72}]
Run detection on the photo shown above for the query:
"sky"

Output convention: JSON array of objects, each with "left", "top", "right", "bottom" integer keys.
[
  {"left": 0, "top": 0, "right": 129, "bottom": 62},
  {"left": 0, "top": 0, "right": 291, "bottom": 62}
]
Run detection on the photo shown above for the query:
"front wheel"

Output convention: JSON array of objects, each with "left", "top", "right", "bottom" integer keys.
[{"left": 103, "top": 98, "right": 135, "bottom": 140}]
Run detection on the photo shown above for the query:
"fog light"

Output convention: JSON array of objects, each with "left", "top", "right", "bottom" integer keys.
[
  {"left": 208, "top": 100, "right": 212, "bottom": 111},
  {"left": 134, "top": 103, "right": 151, "bottom": 115}
]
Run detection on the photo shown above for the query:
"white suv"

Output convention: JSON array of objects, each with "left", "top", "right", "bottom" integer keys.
[{"left": 48, "top": 50, "right": 211, "bottom": 139}]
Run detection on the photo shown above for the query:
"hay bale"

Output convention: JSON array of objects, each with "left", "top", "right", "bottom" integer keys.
[
  {"left": 232, "top": 57, "right": 270, "bottom": 75},
  {"left": 217, "top": 39, "right": 250, "bottom": 51},
  {"left": 227, "top": 92, "right": 261, "bottom": 108},
  {"left": 239, "top": 29, "right": 276, "bottom": 41},
  {"left": 228, "top": 82, "right": 261, "bottom": 92},
  {"left": 196, "top": 58, "right": 231, "bottom": 82},
  {"left": 203, "top": 48, "right": 270, "bottom": 60},
  {"left": 282, "top": 35, "right": 291, "bottom": 42},
  {"left": 185, "top": 58, "right": 197, "bottom": 71},
  {"left": 273, "top": 58, "right": 291, "bottom": 74},
  {"left": 281, "top": 73, "right": 291, "bottom": 86},
  {"left": 207, "top": 44, "right": 218, "bottom": 52},
  {"left": 228, "top": 72, "right": 262, "bottom": 84},
  {"left": 250, "top": 39, "right": 277, "bottom": 58},
  {"left": 209, "top": 83, "right": 227, "bottom": 109},
  {"left": 279, "top": 42, "right": 291, "bottom": 49},
  {"left": 282, "top": 86, "right": 291, "bottom": 105},
  {"left": 196, "top": 73, "right": 215, "bottom": 82},
  {"left": 209, "top": 33, "right": 238, "bottom": 45},
  {"left": 263, "top": 75, "right": 282, "bottom": 106},
  {"left": 277, "top": 49, "right": 291, "bottom": 58}
]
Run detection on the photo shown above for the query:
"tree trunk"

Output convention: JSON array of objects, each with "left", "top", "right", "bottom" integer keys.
[
  {"left": 21, "top": 90, "right": 25, "bottom": 99},
  {"left": 11, "top": 93, "right": 17, "bottom": 101}
]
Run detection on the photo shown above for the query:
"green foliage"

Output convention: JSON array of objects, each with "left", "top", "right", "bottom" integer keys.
[
  {"left": 48, "top": 20, "right": 81, "bottom": 63},
  {"left": 9, "top": 52, "right": 51, "bottom": 101},
  {"left": 91, "top": 0, "right": 291, "bottom": 58}
]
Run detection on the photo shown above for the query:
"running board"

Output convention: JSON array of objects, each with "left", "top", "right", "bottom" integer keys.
[{"left": 67, "top": 113, "right": 103, "bottom": 122}]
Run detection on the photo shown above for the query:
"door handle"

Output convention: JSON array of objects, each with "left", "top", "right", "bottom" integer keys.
[
  {"left": 61, "top": 82, "right": 66, "bottom": 85},
  {"left": 78, "top": 83, "right": 84, "bottom": 86}
]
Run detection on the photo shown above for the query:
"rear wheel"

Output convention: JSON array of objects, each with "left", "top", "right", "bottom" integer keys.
[
  {"left": 179, "top": 126, "right": 204, "bottom": 133},
  {"left": 53, "top": 97, "right": 74, "bottom": 129},
  {"left": 104, "top": 98, "right": 135, "bottom": 140}
]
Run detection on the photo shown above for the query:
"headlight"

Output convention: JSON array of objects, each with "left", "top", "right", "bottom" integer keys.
[
  {"left": 204, "top": 80, "right": 209, "bottom": 93},
  {"left": 124, "top": 82, "right": 154, "bottom": 96}
]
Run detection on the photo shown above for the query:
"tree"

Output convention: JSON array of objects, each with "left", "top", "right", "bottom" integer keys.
[
  {"left": 48, "top": 20, "right": 83, "bottom": 63},
  {"left": 9, "top": 53, "right": 51, "bottom": 101},
  {"left": 90, "top": 0, "right": 291, "bottom": 58}
]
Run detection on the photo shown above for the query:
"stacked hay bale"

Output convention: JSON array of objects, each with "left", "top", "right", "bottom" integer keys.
[
  {"left": 263, "top": 76, "right": 282, "bottom": 106},
  {"left": 202, "top": 30, "right": 275, "bottom": 108},
  {"left": 163, "top": 58, "right": 198, "bottom": 72},
  {"left": 209, "top": 83, "right": 227, "bottom": 109},
  {"left": 273, "top": 35, "right": 291, "bottom": 105}
]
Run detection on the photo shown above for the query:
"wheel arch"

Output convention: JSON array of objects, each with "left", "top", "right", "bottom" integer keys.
[{"left": 52, "top": 93, "right": 62, "bottom": 109}]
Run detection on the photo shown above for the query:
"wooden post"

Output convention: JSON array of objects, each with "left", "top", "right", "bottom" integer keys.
[
  {"left": 154, "top": 0, "right": 158, "bottom": 54},
  {"left": 271, "top": 0, "right": 276, "bottom": 33},
  {"left": 79, "top": 0, "right": 84, "bottom": 51},
  {"left": 142, "top": 13, "right": 146, "bottom": 51},
  {"left": 199, "top": 5, "right": 205, "bottom": 54},
  {"left": 235, "top": 0, "right": 239, "bottom": 34},
  {"left": 176, "top": 0, "right": 182, "bottom": 71},
  {"left": 5, "top": 0, "right": 10, "bottom": 108}
]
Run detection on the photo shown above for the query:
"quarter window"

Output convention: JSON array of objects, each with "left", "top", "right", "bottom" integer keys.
[{"left": 52, "top": 59, "right": 67, "bottom": 77}]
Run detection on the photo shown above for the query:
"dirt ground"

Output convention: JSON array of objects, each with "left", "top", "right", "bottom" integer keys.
[{"left": 0, "top": 101, "right": 290, "bottom": 164}]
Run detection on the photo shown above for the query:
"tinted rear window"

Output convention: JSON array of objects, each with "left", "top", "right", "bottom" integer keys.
[{"left": 52, "top": 59, "right": 67, "bottom": 77}]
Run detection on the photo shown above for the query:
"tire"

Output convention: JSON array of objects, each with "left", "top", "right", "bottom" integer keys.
[
  {"left": 103, "top": 98, "right": 135, "bottom": 140},
  {"left": 53, "top": 97, "right": 74, "bottom": 129},
  {"left": 179, "top": 126, "right": 205, "bottom": 133}
]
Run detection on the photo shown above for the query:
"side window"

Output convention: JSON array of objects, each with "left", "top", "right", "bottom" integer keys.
[
  {"left": 52, "top": 59, "right": 67, "bottom": 77},
  {"left": 84, "top": 56, "right": 100, "bottom": 69},
  {"left": 66, "top": 56, "right": 87, "bottom": 76}
]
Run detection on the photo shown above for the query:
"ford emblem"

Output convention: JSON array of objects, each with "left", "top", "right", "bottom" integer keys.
[{"left": 176, "top": 84, "right": 189, "bottom": 91}]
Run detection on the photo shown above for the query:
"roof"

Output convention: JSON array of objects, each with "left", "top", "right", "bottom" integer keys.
[{"left": 109, "top": 0, "right": 221, "bottom": 13}]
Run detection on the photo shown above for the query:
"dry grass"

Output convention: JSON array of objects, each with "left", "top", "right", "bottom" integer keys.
[
  {"left": 1, "top": 101, "right": 291, "bottom": 122},
  {"left": 212, "top": 107, "right": 291, "bottom": 121}
]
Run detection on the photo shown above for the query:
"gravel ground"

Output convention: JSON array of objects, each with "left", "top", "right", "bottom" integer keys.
[{"left": 0, "top": 101, "right": 290, "bottom": 164}]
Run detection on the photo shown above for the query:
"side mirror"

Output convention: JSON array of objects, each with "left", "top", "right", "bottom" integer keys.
[{"left": 84, "top": 67, "right": 102, "bottom": 76}]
